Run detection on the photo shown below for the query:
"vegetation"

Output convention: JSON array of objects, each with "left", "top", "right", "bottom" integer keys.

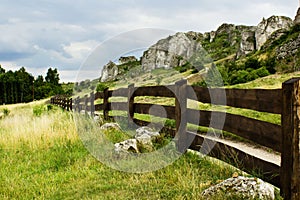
[
  {"left": 0, "top": 100, "right": 266, "bottom": 200},
  {"left": 0, "top": 66, "right": 69, "bottom": 104}
]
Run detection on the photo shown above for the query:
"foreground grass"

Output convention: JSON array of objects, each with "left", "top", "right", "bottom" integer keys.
[{"left": 0, "top": 101, "right": 282, "bottom": 199}]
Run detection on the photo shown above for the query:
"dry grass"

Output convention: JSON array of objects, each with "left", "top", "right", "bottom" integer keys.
[{"left": 0, "top": 100, "right": 77, "bottom": 149}]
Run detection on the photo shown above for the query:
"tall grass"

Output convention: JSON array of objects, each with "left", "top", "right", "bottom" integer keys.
[{"left": 0, "top": 100, "right": 282, "bottom": 199}]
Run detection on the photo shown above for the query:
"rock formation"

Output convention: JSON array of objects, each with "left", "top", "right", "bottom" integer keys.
[
  {"left": 202, "top": 176, "right": 275, "bottom": 200},
  {"left": 99, "top": 61, "right": 119, "bottom": 82},
  {"left": 276, "top": 33, "right": 300, "bottom": 59},
  {"left": 294, "top": 0, "right": 300, "bottom": 25},
  {"left": 119, "top": 56, "right": 138, "bottom": 65},
  {"left": 255, "top": 16, "right": 293, "bottom": 50},
  {"left": 236, "top": 27, "right": 256, "bottom": 58},
  {"left": 114, "top": 126, "right": 161, "bottom": 154},
  {"left": 99, "top": 15, "right": 295, "bottom": 81},
  {"left": 141, "top": 32, "right": 203, "bottom": 72}
]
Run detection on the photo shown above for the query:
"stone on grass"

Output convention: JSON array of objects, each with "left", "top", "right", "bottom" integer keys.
[
  {"left": 201, "top": 176, "right": 275, "bottom": 200},
  {"left": 114, "top": 139, "right": 139, "bottom": 153},
  {"left": 100, "top": 123, "right": 121, "bottom": 131},
  {"left": 135, "top": 127, "right": 160, "bottom": 139},
  {"left": 135, "top": 127, "right": 160, "bottom": 151}
]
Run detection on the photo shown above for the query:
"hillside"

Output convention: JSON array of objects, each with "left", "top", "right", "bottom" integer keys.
[{"left": 96, "top": 15, "right": 300, "bottom": 89}]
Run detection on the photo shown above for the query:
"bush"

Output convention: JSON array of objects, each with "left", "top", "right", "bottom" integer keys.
[
  {"left": 96, "top": 83, "right": 108, "bottom": 92},
  {"left": 255, "top": 67, "right": 270, "bottom": 77},
  {"left": 33, "top": 105, "right": 45, "bottom": 117},
  {"left": 2, "top": 108, "right": 10, "bottom": 116}
]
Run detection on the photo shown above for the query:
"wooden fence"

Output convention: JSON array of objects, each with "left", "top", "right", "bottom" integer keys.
[{"left": 51, "top": 78, "right": 300, "bottom": 200}]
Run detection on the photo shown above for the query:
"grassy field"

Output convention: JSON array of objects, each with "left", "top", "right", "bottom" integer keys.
[
  {"left": 1, "top": 100, "right": 274, "bottom": 200},
  {"left": 1, "top": 70, "right": 292, "bottom": 199}
]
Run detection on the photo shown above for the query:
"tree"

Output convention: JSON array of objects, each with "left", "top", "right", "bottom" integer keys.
[
  {"left": 45, "top": 68, "right": 60, "bottom": 85},
  {"left": 0, "top": 65, "right": 5, "bottom": 74}
]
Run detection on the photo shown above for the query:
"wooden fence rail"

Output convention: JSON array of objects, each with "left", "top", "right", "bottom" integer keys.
[{"left": 51, "top": 78, "right": 300, "bottom": 200}]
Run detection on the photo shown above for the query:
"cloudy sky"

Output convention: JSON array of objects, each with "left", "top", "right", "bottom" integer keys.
[{"left": 0, "top": 0, "right": 298, "bottom": 82}]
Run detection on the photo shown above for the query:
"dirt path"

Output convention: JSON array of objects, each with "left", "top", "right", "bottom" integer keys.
[{"left": 198, "top": 134, "right": 281, "bottom": 166}]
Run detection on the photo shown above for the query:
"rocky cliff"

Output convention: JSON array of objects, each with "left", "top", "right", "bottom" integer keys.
[
  {"left": 99, "top": 61, "right": 119, "bottom": 82},
  {"left": 255, "top": 16, "right": 293, "bottom": 50},
  {"left": 141, "top": 32, "right": 203, "bottom": 72},
  {"left": 99, "top": 15, "right": 297, "bottom": 82},
  {"left": 140, "top": 15, "right": 292, "bottom": 70}
]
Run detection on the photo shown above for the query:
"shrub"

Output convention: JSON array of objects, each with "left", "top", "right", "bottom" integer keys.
[
  {"left": 96, "top": 82, "right": 108, "bottom": 92},
  {"left": 255, "top": 67, "right": 270, "bottom": 77},
  {"left": 2, "top": 108, "right": 10, "bottom": 116},
  {"left": 33, "top": 105, "right": 45, "bottom": 117}
]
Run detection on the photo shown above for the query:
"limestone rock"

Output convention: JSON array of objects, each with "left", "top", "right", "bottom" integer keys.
[
  {"left": 201, "top": 176, "right": 275, "bottom": 200},
  {"left": 119, "top": 56, "right": 138, "bottom": 65},
  {"left": 114, "top": 139, "right": 139, "bottom": 153},
  {"left": 236, "top": 27, "right": 256, "bottom": 58},
  {"left": 100, "top": 61, "right": 119, "bottom": 82},
  {"left": 276, "top": 34, "right": 300, "bottom": 59},
  {"left": 294, "top": 8, "right": 300, "bottom": 25},
  {"left": 135, "top": 127, "right": 160, "bottom": 151},
  {"left": 141, "top": 32, "right": 203, "bottom": 72},
  {"left": 135, "top": 126, "right": 160, "bottom": 139},
  {"left": 255, "top": 16, "right": 293, "bottom": 50},
  {"left": 100, "top": 122, "right": 121, "bottom": 131}
]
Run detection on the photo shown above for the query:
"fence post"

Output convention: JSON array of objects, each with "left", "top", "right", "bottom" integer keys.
[
  {"left": 128, "top": 84, "right": 135, "bottom": 126},
  {"left": 63, "top": 97, "right": 67, "bottom": 110},
  {"left": 175, "top": 79, "right": 187, "bottom": 153},
  {"left": 103, "top": 88, "right": 109, "bottom": 120},
  {"left": 76, "top": 96, "right": 80, "bottom": 112},
  {"left": 69, "top": 98, "right": 72, "bottom": 111},
  {"left": 84, "top": 95, "right": 88, "bottom": 115},
  {"left": 90, "top": 91, "right": 95, "bottom": 117},
  {"left": 74, "top": 97, "right": 79, "bottom": 112},
  {"left": 281, "top": 78, "right": 300, "bottom": 200}
]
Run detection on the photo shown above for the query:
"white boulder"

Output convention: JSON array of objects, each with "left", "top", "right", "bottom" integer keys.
[{"left": 202, "top": 176, "right": 275, "bottom": 200}]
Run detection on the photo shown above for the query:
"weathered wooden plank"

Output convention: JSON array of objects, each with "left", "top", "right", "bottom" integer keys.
[
  {"left": 134, "top": 85, "right": 176, "bottom": 98},
  {"left": 187, "top": 109, "right": 281, "bottom": 152},
  {"left": 134, "top": 103, "right": 175, "bottom": 120},
  {"left": 94, "top": 104, "right": 104, "bottom": 111},
  {"left": 188, "top": 86, "right": 282, "bottom": 114},
  {"left": 188, "top": 132, "right": 280, "bottom": 187},
  {"left": 109, "top": 102, "right": 128, "bottom": 111},
  {"left": 108, "top": 88, "right": 128, "bottom": 97},
  {"left": 128, "top": 84, "right": 135, "bottom": 125},
  {"left": 280, "top": 78, "right": 300, "bottom": 200},
  {"left": 95, "top": 92, "right": 104, "bottom": 100},
  {"left": 90, "top": 92, "right": 95, "bottom": 116},
  {"left": 103, "top": 88, "right": 109, "bottom": 120}
]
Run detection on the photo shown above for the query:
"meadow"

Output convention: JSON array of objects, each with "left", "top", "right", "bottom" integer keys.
[
  {"left": 0, "top": 100, "right": 250, "bottom": 200},
  {"left": 0, "top": 68, "right": 289, "bottom": 200}
]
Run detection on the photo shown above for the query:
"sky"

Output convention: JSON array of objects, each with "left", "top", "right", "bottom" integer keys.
[{"left": 0, "top": 0, "right": 298, "bottom": 82}]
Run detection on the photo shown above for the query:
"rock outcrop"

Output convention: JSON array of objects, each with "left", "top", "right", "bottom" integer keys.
[
  {"left": 119, "top": 56, "right": 137, "bottom": 65},
  {"left": 294, "top": 7, "right": 300, "bottom": 24},
  {"left": 99, "top": 15, "right": 295, "bottom": 81},
  {"left": 140, "top": 16, "right": 292, "bottom": 71},
  {"left": 114, "top": 126, "right": 161, "bottom": 154},
  {"left": 276, "top": 33, "right": 300, "bottom": 59},
  {"left": 99, "top": 61, "right": 119, "bottom": 82},
  {"left": 255, "top": 16, "right": 293, "bottom": 50},
  {"left": 141, "top": 32, "right": 203, "bottom": 72},
  {"left": 114, "top": 139, "right": 139, "bottom": 153},
  {"left": 202, "top": 176, "right": 275, "bottom": 200},
  {"left": 236, "top": 26, "right": 256, "bottom": 58}
]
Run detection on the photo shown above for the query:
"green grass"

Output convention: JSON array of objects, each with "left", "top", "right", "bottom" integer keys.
[{"left": 2, "top": 100, "right": 272, "bottom": 200}]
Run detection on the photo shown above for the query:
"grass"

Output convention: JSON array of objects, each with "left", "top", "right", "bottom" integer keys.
[
  {"left": 227, "top": 71, "right": 300, "bottom": 89},
  {"left": 2, "top": 100, "right": 276, "bottom": 199}
]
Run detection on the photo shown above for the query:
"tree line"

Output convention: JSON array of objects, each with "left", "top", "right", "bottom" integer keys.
[{"left": 0, "top": 65, "right": 67, "bottom": 105}]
